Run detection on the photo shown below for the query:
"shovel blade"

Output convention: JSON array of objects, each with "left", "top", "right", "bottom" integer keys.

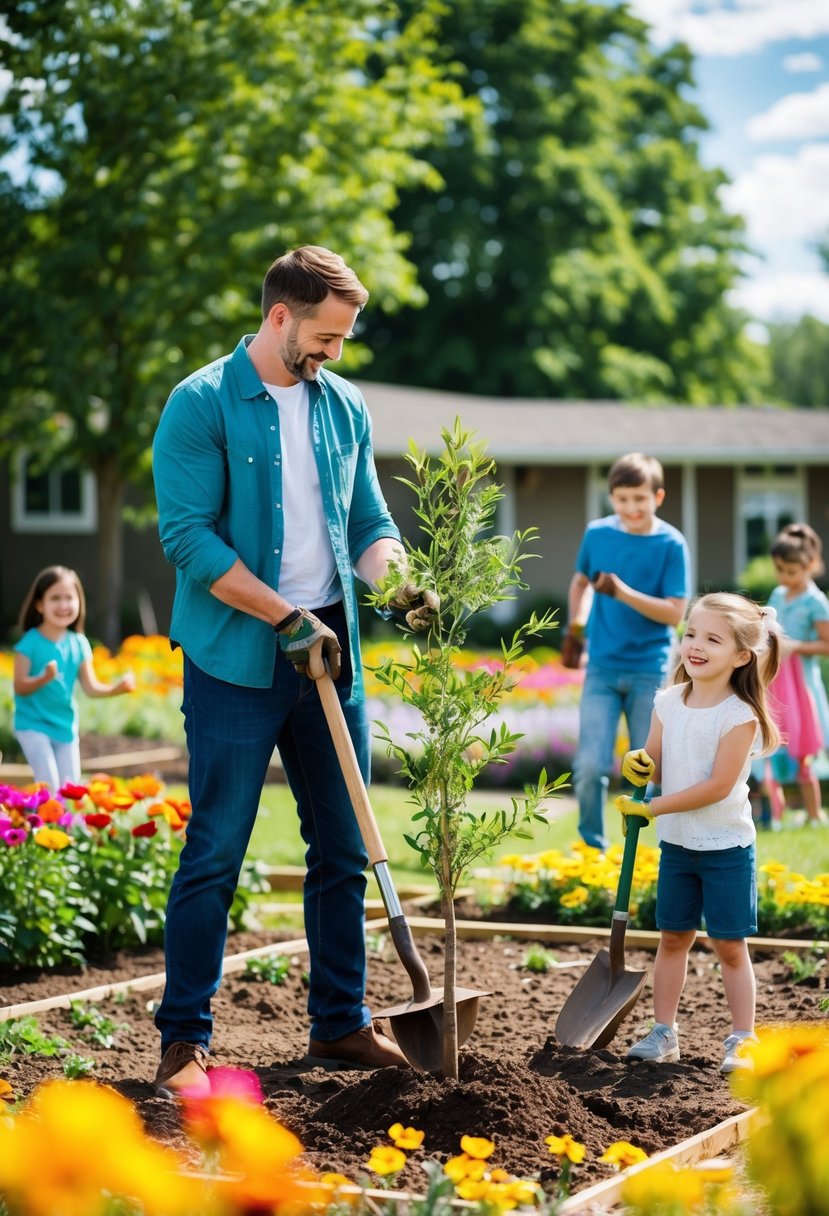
[
  {"left": 554, "top": 948, "right": 647, "bottom": 1050},
  {"left": 378, "top": 987, "right": 486, "bottom": 1072}
]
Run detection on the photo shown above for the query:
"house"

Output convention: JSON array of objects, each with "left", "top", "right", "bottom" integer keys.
[{"left": 1, "top": 390, "right": 828, "bottom": 640}]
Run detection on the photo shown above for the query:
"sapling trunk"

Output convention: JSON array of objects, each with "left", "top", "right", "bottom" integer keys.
[
  {"left": 440, "top": 807, "right": 459, "bottom": 1079},
  {"left": 366, "top": 421, "right": 566, "bottom": 1079}
]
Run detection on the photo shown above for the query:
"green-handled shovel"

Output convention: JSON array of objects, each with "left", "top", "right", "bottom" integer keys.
[{"left": 554, "top": 785, "right": 650, "bottom": 1049}]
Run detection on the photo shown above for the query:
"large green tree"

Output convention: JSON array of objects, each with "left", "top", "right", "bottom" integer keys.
[
  {"left": 0, "top": 0, "right": 468, "bottom": 643},
  {"left": 766, "top": 315, "right": 829, "bottom": 409},
  {"left": 360, "top": 0, "right": 768, "bottom": 404}
]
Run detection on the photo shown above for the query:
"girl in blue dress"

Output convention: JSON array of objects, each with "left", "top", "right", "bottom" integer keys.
[{"left": 764, "top": 525, "right": 829, "bottom": 828}]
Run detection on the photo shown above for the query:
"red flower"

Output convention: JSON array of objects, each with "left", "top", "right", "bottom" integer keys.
[
  {"left": 59, "top": 782, "right": 89, "bottom": 801},
  {"left": 84, "top": 813, "right": 113, "bottom": 830},
  {"left": 131, "top": 821, "right": 158, "bottom": 838}
]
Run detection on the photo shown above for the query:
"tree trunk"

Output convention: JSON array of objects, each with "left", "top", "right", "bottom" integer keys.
[
  {"left": 441, "top": 841, "right": 459, "bottom": 1080},
  {"left": 94, "top": 459, "right": 125, "bottom": 650}
]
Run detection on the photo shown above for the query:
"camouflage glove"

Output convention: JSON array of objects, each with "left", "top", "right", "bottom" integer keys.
[
  {"left": 278, "top": 609, "right": 342, "bottom": 679},
  {"left": 389, "top": 583, "right": 440, "bottom": 632},
  {"left": 560, "top": 624, "right": 585, "bottom": 669},
  {"left": 621, "top": 748, "right": 655, "bottom": 787},
  {"left": 592, "top": 571, "right": 619, "bottom": 597},
  {"left": 615, "top": 793, "right": 654, "bottom": 836}
]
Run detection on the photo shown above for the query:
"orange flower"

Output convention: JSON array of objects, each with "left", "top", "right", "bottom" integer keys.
[
  {"left": 39, "top": 799, "right": 65, "bottom": 823},
  {"left": 128, "top": 775, "right": 164, "bottom": 799}
]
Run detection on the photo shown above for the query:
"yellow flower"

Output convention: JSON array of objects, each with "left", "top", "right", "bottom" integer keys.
[
  {"left": 622, "top": 1161, "right": 705, "bottom": 1209},
  {"left": 444, "top": 1154, "right": 487, "bottom": 1182},
  {"left": 545, "top": 1133, "right": 586, "bottom": 1163},
  {"left": 0, "top": 1079, "right": 14, "bottom": 1103},
  {"left": 33, "top": 827, "right": 71, "bottom": 851},
  {"left": 759, "top": 861, "right": 789, "bottom": 875},
  {"left": 598, "top": 1141, "right": 649, "bottom": 1169},
  {"left": 460, "top": 1134, "right": 496, "bottom": 1159},
  {"left": 560, "top": 886, "right": 589, "bottom": 908},
  {"left": 388, "top": 1122, "right": 425, "bottom": 1150},
  {"left": 367, "top": 1145, "right": 406, "bottom": 1176},
  {"left": 0, "top": 1079, "right": 205, "bottom": 1216},
  {"left": 456, "top": 1178, "right": 493, "bottom": 1202}
]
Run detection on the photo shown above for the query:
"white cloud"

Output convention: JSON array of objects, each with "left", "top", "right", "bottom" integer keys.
[
  {"left": 783, "top": 51, "right": 823, "bottom": 71},
  {"left": 729, "top": 270, "right": 829, "bottom": 320},
  {"left": 721, "top": 142, "right": 829, "bottom": 244},
  {"left": 747, "top": 81, "right": 829, "bottom": 140},
  {"left": 629, "top": 1, "right": 829, "bottom": 56}
]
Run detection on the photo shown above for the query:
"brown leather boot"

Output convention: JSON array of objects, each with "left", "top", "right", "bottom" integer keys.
[
  {"left": 306, "top": 1021, "right": 410, "bottom": 1070},
  {"left": 154, "top": 1042, "right": 211, "bottom": 1098}
]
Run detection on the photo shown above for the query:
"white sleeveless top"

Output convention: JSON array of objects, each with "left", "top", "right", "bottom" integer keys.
[{"left": 654, "top": 683, "right": 759, "bottom": 851}]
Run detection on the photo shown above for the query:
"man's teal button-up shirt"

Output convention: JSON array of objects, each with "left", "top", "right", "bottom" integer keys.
[{"left": 152, "top": 336, "right": 400, "bottom": 692}]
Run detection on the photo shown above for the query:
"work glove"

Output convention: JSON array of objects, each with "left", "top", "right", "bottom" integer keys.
[
  {"left": 592, "top": 571, "right": 619, "bottom": 597},
  {"left": 278, "top": 609, "right": 342, "bottom": 680},
  {"left": 615, "top": 793, "right": 654, "bottom": 836},
  {"left": 560, "top": 625, "right": 585, "bottom": 670},
  {"left": 621, "top": 748, "right": 655, "bottom": 787},
  {"left": 389, "top": 583, "right": 440, "bottom": 632}
]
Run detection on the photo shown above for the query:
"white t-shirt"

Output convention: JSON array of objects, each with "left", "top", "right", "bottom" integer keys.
[
  {"left": 263, "top": 379, "right": 341, "bottom": 608},
  {"left": 654, "top": 682, "right": 759, "bottom": 851}
]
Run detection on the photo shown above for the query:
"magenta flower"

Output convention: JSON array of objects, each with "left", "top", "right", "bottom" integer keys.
[{"left": 2, "top": 828, "right": 27, "bottom": 847}]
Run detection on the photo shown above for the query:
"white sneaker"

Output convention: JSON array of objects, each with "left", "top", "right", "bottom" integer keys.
[
  {"left": 627, "top": 1023, "right": 680, "bottom": 1063},
  {"left": 720, "top": 1032, "right": 758, "bottom": 1074}
]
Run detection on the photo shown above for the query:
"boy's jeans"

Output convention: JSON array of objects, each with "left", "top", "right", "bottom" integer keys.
[
  {"left": 155, "top": 645, "right": 370, "bottom": 1053},
  {"left": 575, "top": 666, "right": 663, "bottom": 850}
]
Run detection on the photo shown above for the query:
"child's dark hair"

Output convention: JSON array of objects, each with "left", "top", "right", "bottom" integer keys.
[
  {"left": 673, "top": 592, "right": 781, "bottom": 753},
  {"left": 608, "top": 453, "right": 664, "bottom": 494},
  {"left": 771, "top": 523, "right": 824, "bottom": 575},
  {"left": 19, "top": 566, "right": 86, "bottom": 633}
]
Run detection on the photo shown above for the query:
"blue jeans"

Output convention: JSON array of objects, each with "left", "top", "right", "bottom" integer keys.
[
  {"left": 575, "top": 665, "right": 663, "bottom": 850},
  {"left": 154, "top": 603, "right": 370, "bottom": 1052}
]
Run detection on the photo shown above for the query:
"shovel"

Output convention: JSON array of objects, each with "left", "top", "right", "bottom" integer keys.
[
  {"left": 554, "top": 785, "right": 650, "bottom": 1049},
  {"left": 308, "top": 644, "right": 487, "bottom": 1072}
]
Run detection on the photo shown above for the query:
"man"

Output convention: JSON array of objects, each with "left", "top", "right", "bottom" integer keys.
[{"left": 152, "top": 246, "right": 435, "bottom": 1097}]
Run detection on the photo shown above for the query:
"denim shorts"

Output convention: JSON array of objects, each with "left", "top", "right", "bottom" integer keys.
[{"left": 656, "top": 841, "right": 757, "bottom": 940}]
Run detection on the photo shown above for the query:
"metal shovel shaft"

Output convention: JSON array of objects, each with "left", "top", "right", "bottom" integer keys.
[{"left": 554, "top": 786, "right": 650, "bottom": 1048}]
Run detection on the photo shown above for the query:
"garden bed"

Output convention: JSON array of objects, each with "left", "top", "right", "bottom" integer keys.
[{"left": 2, "top": 926, "right": 825, "bottom": 1200}]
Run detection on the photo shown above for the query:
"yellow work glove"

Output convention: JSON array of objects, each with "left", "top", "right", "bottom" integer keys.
[
  {"left": 615, "top": 794, "right": 654, "bottom": 836},
  {"left": 620, "top": 748, "right": 655, "bottom": 787}
]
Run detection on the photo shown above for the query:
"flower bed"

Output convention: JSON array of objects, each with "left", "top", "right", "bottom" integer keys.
[
  {"left": 489, "top": 844, "right": 829, "bottom": 939},
  {"left": 0, "top": 774, "right": 267, "bottom": 969}
]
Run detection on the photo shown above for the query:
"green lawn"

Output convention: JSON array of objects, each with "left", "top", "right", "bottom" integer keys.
[{"left": 167, "top": 780, "right": 829, "bottom": 893}]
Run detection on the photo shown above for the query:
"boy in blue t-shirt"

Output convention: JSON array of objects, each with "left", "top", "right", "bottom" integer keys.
[{"left": 562, "top": 453, "right": 691, "bottom": 849}]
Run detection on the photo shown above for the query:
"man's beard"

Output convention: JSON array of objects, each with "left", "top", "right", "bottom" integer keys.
[{"left": 283, "top": 329, "right": 325, "bottom": 381}]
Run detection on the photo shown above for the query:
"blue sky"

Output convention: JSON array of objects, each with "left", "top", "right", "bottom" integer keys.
[{"left": 627, "top": 0, "right": 829, "bottom": 324}]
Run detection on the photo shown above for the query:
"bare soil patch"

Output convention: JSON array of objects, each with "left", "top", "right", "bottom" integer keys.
[{"left": 2, "top": 927, "right": 825, "bottom": 1196}]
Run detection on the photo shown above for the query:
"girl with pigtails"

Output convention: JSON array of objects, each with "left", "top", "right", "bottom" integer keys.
[{"left": 615, "top": 593, "right": 781, "bottom": 1074}]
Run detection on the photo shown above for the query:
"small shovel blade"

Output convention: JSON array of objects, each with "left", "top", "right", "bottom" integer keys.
[
  {"left": 554, "top": 948, "right": 647, "bottom": 1050},
  {"left": 378, "top": 986, "right": 487, "bottom": 1072}
]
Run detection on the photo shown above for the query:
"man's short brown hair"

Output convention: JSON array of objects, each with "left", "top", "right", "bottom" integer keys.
[
  {"left": 261, "top": 246, "right": 369, "bottom": 319},
  {"left": 608, "top": 452, "right": 665, "bottom": 494}
]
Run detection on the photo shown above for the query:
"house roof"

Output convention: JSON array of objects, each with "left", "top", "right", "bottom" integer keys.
[{"left": 355, "top": 382, "right": 829, "bottom": 465}]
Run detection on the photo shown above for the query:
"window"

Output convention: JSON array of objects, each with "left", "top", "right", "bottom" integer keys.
[
  {"left": 736, "top": 466, "right": 803, "bottom": 574},
  {"left": 11, "top": 452, "right": 97, "bottom": 534}
]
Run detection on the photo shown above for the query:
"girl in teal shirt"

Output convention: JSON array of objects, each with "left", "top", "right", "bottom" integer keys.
[{"left": 13, "top": 566, "right": 135, "bottom": 790}]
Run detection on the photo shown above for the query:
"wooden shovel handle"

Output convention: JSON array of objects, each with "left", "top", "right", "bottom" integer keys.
[{"left": 308, "top": 642, "right": 387, "bottom": 865}]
